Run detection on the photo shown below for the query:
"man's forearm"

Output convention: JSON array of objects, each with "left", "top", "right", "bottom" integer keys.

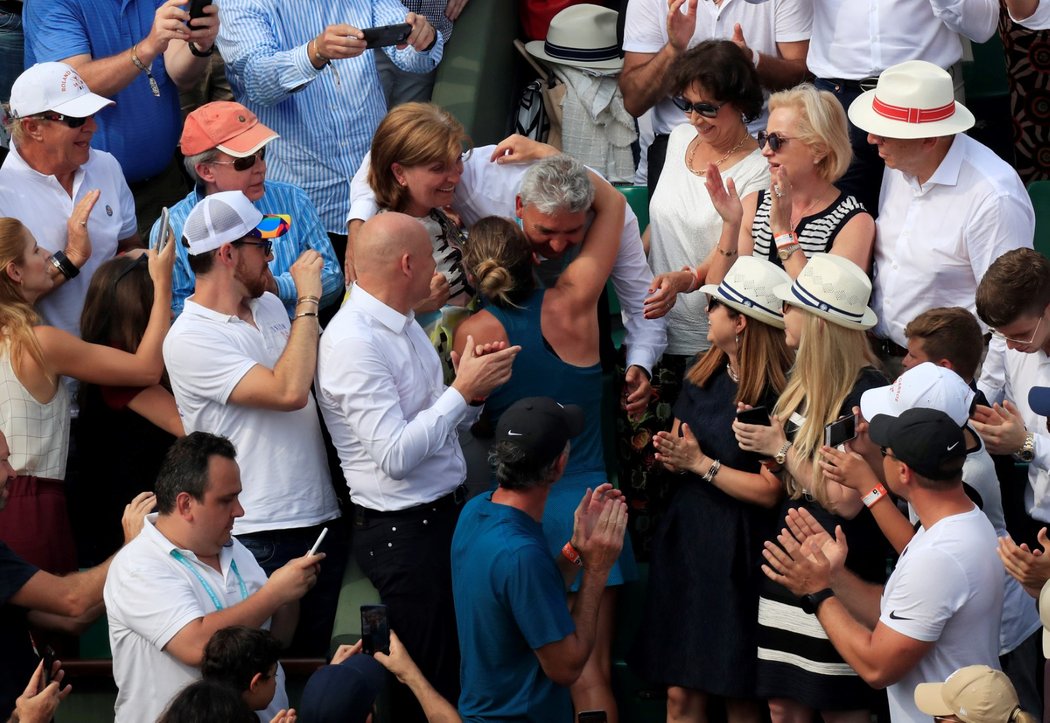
[
  {"left": 64, "top": 47, "right": 156, "bottom": 99},
  {"left": 272, "top": 315, "right": 321, "bottom": 401},
  {"left": 826, "top": 571, "right": 884, "bottom": 634},
  {"left": 814, "top": 597, "right": 884, "bottom": 685},
  {"left": 756, "top": 54, "right": 809, "bottom": 91},
  {"left": 620, "top": 47, "right": 679, "bottom": 117},
  {"left": 565, "top": 567, "right": 607, "bottom": 668},
  {"left": 163, "top": 42, "right": 213, "bottom": 91}
]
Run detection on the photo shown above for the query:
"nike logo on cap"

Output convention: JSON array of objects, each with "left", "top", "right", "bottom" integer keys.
[
  {"left": 507, "top": 431, "right": 523, "bottom": 436},
  {"left": 947, "top": 442, "right": 959, "bottom": 450}
]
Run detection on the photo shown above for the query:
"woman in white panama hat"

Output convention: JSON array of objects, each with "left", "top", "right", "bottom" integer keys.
[
  {"left": 733, "top": 253, "right": 890, "bottom": 722},
  {"left": 633, "top": 257, "right": 793, "bottom": 722}
]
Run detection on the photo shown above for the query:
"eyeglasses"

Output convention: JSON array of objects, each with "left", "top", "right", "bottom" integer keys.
[
  {"left": 757, "top": 131, "right": 792, "bottom": 152},
  {"left": 209, "top": 147, "right": 267, "bottom": 172},
  {"left": 671, "top": 96, "right": 724, "bottom": 118},
  {"left": 880, "top": 447, "right": 898, "bottom": 460},
  {"left": 991, "top": 315, "right": 1043, "bottom": 346},
  {"left": 235, "top": 239, "right": 273, "bottom": 256},
  {"left": 36, "top": 112, "right": 89, "bottom": 129}
]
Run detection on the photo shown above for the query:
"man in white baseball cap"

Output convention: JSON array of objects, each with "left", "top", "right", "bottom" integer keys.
[
  {"left": 0, "top": 62, "right": 139, "bottom": 338},
  {"left": 162, "top": 190, "right": 345, "bottom": 657},
  {"left": 847, "top": 60, "right": 1034, "bottom": 375}
]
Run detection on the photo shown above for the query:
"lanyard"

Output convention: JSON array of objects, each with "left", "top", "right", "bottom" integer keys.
[{"left": 169, "top": 550, "right": 248, "bottom": 611}]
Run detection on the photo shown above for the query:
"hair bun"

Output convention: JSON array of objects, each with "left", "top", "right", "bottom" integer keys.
[{"left": 474, "top": 259, "right": 515, "bottom": 299}]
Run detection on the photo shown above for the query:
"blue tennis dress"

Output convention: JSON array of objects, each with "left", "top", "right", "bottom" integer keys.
[{"left": 484, "top": 290, "right": 636, "bottom": 590}]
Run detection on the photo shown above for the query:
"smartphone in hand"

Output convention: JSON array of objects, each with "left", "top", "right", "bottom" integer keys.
[
  {"left": 360, "top": 23, "right": 412, "bottom": 48},
  {"left": 824, "top": 413, "right": 858, "bottom": 448},
  {"left": 188, "top": 0, "right": 212, "bottom": 29},
  {"left": 361, "top": 604, "right": 390, "bottom": 655},
  {"left": 736, "top": 405, "right": 772, "bottom": 427}
]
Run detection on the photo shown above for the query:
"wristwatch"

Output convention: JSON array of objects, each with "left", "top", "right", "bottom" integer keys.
[
  {"left": 800, "top": 587, "right": 834, "bottom": 615},
  {"left": 774, "top": 441, "right": 792, "bottom": 466},
  {"left": 777, "top": 244, "right": 802, "bottom": 261},
  {"left": 1015, "top": 432, "right": 1036, "bottom": 463}
]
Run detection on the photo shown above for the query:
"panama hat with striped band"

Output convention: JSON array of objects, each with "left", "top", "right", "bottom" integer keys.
[
  {"left": 525, "top": 4, "right": 622, "bottom": 71},
  {"left": 773, "top": 254, "right": 877, "bottom": 330},
  {"left": 699, "top": 256, "right": 792, "bottom": 329},
  {"left": 848, "top": 60, "right": 974, "bottom": 139}
]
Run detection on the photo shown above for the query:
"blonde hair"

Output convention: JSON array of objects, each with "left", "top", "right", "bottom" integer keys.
[
  {"left": 768, "top": 84, "right": 852, "bottom": 183},
  {"left": 0, "top": 218, "right": 47, "bottom": 371},
  {"left": 774, "top": 312, "right": 878, "bottom": 505},
  {"left": 368, "top": 102, "right": 472, "bottom": 213},
  {"left": 464, "top": 216, "right": 535, "bottom": 308},
  {"left": 687, "top": 307, "right": 793, "bottom": 406}
]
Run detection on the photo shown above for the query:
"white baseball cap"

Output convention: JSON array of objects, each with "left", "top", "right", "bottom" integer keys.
[
  {"left": 182, "top": 191, "right": 290, "bottom": 256},
  {"left": 9, "top": 62, "right": 115, "bottom": 119},
  {"left": 860, "top": 362, "right": 975, "bottom": 427}
]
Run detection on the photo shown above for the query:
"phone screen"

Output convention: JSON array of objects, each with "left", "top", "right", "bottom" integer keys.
[
  {"left": 824, "top": 413, "right": 857, "bottom": 448},
  {"left": 361, "top": 23, "right": 412, "bottom": 49},
  {"left": 361, "top": 604, "right": 390, "bottom": 655},
  {"left": 578, "top": 712, "right": 608, "bottom": 723},
  {"left": 41, "top": 645, "right": 56, "bottom": 687},
  {"left": 188, "top": 0, "right": 212, "bottom": 27},
  {"left": 158, "top": 207, "right": 170, "bottom": 252},
  {"left": 736, "top": 406, "right": 771, "bottom": 427}
]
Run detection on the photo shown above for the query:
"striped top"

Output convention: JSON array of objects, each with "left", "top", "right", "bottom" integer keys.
[
  {"left": 751, "top": 190, "right": 866, "bottom": 268},
  {"left": 216, "top": 0, "right": 444, "bottom": 233}
]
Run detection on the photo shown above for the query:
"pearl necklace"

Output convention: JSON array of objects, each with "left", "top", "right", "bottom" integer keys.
[{"left": 687, "top": 131, "right": 751, "bottom": 177}]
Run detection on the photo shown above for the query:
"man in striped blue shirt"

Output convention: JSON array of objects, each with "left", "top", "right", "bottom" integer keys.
[
  {"left": 216, "top": 1, "right": 443, "bottom": 263},
  {"left": 149, "top": 101, "right": 343, "bottom": 318}
]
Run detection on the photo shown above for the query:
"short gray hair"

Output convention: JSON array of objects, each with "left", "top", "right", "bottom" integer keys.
[
  {"left": 518, "top": 155, "right": 594, "bottom": 215},
  {"left": 489, "top": 440, "right": 569, "bottom": 491},
  {"left": 183, "top": 148, "right": 220, "bottom": 185}
]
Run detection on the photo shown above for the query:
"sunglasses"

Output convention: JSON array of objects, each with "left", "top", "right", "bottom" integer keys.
[
  {"left": 235, "top": 239, "right": 273, "bottom": 256},
  {"left": 706, "top": 296, "right": 723, "bottom": 314},
  {"left": 879, "top": 447, "right": 898, "bottom": 460},
  {"left": 672, "top": 96, "right": 724, "bottom": 118},
  {"left": 757, "top": 131, "right": 792, "bottom": 152},
  {"left": 112, "top": 254, "right": 149, "bottom": 291},
  {"left": 37, "top": 112, "right": 89, "bottom": 129},
  {"left": 210, "top": 147, "right": 267, "bottom": 172}
]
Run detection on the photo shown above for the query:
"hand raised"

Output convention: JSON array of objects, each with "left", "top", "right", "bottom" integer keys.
[{"left": 290, "top": 249, "right": 324, "bottom": 301}]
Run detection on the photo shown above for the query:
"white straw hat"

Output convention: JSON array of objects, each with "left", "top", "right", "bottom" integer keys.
[
  {"left": 848, "top": 60, "right": 975, "bottom": 139},
  {"left": 525, "top": 4, "right": 622, "bottom": 71},
  {"left": 773, "top": 254, "right": 877, "bottom": 330},
  {"left": 699, "top": 256, "right": 792, "bottom": 329}
]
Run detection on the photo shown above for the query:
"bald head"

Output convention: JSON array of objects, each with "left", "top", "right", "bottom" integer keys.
[{"left": 353, "top": 212, "right": 431, "bottom": 277}]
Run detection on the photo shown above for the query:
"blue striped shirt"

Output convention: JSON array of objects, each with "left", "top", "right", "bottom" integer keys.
[
  {"left": 215, "top": 0, "right": 444, "bottom": 233},
  {"left": 148, "top": 180, "right": 344, "bottom": 316}
]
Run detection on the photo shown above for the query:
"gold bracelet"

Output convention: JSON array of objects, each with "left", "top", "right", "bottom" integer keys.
[
  {"left": 297, "top": 295, "right": 320, "bottom": 304},
  {"left": 295, "top": 311, "right": 319, "bottom": 319}
]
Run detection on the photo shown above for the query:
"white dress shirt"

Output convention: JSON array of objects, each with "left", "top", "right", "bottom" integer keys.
[
  {"left": 872, "top": 134, "right": 1034, "bottom": 347},
  {"left": 1009, "top": 0, "right": 1050, "bottom": 28},
  {"left": 316, "top": 284, "right": 480, "bottom": 511},
  {"left": 621, "top": 0, "right": 812, "bottom": 136},
  {"left": 979, "top": 343, "right": 1050, "bottom": 523},
  {"left": 347, "top": 146, "right": 667, "bottom": 373},
  {"left": 808, "top": 0, "right": 998, "bottom": 79},
  {"left": 105, "top": 514, "right": 288, "bottom": 723}
]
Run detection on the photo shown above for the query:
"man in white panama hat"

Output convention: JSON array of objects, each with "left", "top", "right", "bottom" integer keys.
[{"left": 848, "top": 60, "right": 1034, "bottom": 372}]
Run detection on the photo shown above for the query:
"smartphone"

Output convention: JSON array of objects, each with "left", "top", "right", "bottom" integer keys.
[
  {"left": 188, "top": 0, "right": 212, "bottom": 29},
  {"left": 736, "top": 405, "right": 772, "bottom": 427},
  {"left": 157, "top": 206, "right": 170, "bottom": 252},
  {"left": 360, "top": 23, "right": 412, "bottom": 49},
  {"left": 578, "top": 712, "right": 608, "bottom": 723},
  {"left": 307, "top": 527, "right": 328, "bottom": 556},
  {"left": 41, "top": 645, "right": 56, "bottom": 687},
  {"left": 360, "top": 604, "right": 390, "bottom": 655},
  {"left": 824, "top": 413, "right": 858, "bottom": 448}
]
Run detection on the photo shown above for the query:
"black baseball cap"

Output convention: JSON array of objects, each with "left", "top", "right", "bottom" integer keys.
[
  {"left": 494, "top": 397, "right": 585, "bottom": 467},
  {"left": 868, "top": 407, "right": 967, "bottom": 481}
]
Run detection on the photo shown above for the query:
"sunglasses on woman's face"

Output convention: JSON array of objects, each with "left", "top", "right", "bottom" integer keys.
[
  {"left": 672, "top": 96, "right": 724, "bottom": 119},
  {"left": 210, "top": 147, "right": 267, "bottom": 172},
  {"left": 707, "top": 297, "right": 723, "bottom": 314},
  {"left": 757, "top": 131, "right": 791, "bottom": 152}
]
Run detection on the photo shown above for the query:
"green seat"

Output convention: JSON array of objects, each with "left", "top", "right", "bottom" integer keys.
[
  {"left": 1029, "top": 180, "right": 1050, "bottom": 261},
  {"left": 329, "top": 552, "right": 382, "bottom": 655},
  {"left": 962, "top": 34, "right": 1008, "bottom": 102},
  {"left": 616, "top": 184, "right": 650, "bottom": 236}
]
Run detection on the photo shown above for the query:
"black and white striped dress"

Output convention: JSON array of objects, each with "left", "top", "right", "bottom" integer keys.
[{"left": 751, "top": 190, "right": 866, "bottom": 267}]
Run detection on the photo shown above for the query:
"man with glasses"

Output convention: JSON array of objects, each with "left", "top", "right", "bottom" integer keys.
[
  {"left": 150, "top": 101, "right": 343, "bottom": 319},
  {"left": 973, "top": 249, "right": 1050, "bottom": 546},
  {"left": 162, "top": 191, "right": 343, "bottom": 656},
  {"left": 0, "top": 62, "right": 140, "bottom": 337},
  {"left": 846, "top": 60, "right": 1034, "bottom": 375}
]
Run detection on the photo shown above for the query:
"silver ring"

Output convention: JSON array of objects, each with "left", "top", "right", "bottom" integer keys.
[{"left": 773, "top": 184, "right": 783, "bottom": 198}]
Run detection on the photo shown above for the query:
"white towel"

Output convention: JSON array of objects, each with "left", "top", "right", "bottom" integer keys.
[{"left": 551, "top": 65, "right": 637, "bottom": 183}]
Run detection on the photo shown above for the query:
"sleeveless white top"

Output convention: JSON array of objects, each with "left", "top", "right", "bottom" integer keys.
[{"left": 0, "top": 344, "right": 70, "bottom": 479}]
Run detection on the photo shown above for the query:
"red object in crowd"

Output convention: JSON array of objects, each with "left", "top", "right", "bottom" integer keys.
[{"left": 520, "top": 0, "right": 589, "bottom": 41}]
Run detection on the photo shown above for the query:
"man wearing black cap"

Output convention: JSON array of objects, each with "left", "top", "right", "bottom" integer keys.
[
  {"left": 763, "top": 408, "right": 1003, "bottom": 723},
  {"left": 450, "top": 396, "right": 629, "bottom": 721}
]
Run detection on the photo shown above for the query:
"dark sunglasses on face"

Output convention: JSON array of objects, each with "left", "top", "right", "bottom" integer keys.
[
  {"left": 757, "top": 131, "right": 791, "bottom": 152},
  {"left": 707, "top": 296, "right": 723, "bottom": 314},
  {"left": 37, "top": 112, "right": 89, "bottom": 129},
  {"left": 236, "top": 239, "right": 273, "bottom": 256},
  {"left": 210, "top": 147, "right": 267, "bottom": 172},
  {"left": 672, "top": 96, "right": 724, "bottom": 118}
]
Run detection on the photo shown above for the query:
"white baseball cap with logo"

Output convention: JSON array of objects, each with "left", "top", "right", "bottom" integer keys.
[
  {"left": 860, "top": 362, "right": 975, "bottom": 427},
  {"left": 9, "top": 62, "right": 115, "bottom": 119}
]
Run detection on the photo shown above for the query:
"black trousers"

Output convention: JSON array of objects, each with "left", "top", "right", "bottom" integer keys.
[{"left": 353, "top": 495, "right": 463, "bottom": 723}]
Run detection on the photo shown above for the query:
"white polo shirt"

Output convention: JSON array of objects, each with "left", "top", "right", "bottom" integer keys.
[
  {"left": 808, "top": 0, "right": 998, "bottom": 80},
  {"left": 0, "top": 145, "right": 136, "bottom": 337},
  {"left": 979, "top": 343, "right": 1050, "bottom": 523},
  {"left": 163, "top": 294, "right": 340, "bottom": 534},
  {"left": 872, "top": 134, "right": 1034, "bottom": 347},
  {"left": 621, "top": 0, "right": 812, "bottom": 135},
  {"left": 104, "top": 514, "right": 288, "bottom": 723}
]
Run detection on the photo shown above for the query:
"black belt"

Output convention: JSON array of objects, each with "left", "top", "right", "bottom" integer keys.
[
  {"left": 353, "top": 483, "right": 467, "bottom": 525},
  {"left": 820, "top": 77, "right": 880, "bottom": 93},
  {"left": 868, "top": 332, "right": 908, "bottom": 358}
]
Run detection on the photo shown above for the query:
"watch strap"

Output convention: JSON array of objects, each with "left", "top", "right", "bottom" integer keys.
[
  {"left": 50, "top": 250, "right": 79, "bottom": 279},
  {"left": 800, "top": 587, "right": 834, "bottom": 615}
]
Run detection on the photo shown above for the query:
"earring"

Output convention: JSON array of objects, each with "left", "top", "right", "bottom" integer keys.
[{"left": 735, "top": 334, "right": 740, "bottom": 346}]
